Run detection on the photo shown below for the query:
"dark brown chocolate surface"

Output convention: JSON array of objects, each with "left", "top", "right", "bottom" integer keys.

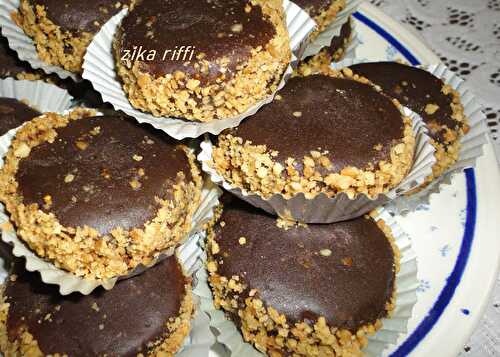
[
  {"left": 16, "top": 115, "right": 193, "bottom": 235},
  {"left": 28, "top": 0, "right": 131, "bottom": 34},
  {"left": 231, "top": 75, "right": 405, "bottom": 171},
  {"left": 213, "top": 197, "right": 395, "bottom": 331},
  {"left": 293, "top": 0, "right": 337, "bottom": 18},
  {"left": 350, "top": 61, "right": 461, "bottom": 144},
  {"left": 0, "top": 98, "right": 40, "bottom": 136},
  {"left": 5, "top": 256, "right": 188, "bottom": 357},
  {"left": 117, "top": 0, "right": 276, "bottom": 83},
  {"left": 0, "top": 36, "right": 33, "bottom": 79}
]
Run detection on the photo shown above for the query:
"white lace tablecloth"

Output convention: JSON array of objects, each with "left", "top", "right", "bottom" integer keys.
[{"left": 369, "top": 1, "right": 500, "bottom": 356}]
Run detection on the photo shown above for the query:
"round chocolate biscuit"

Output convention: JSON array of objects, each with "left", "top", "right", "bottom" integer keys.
[
  {"left": 114, "top": 0, "right": 291, "bottom": 122},
  {"left": 0, "top": 97, "right": 40, "bottom": 136},
  {"left": 0, "top": 109, "right": 203, "bottom": 279},
  {"left": 349, "top": 61, "right": 464, "bottom": 146},
  {"left": 212, "top": 73, "right": 414, "bottom": 199},
  {"left": 208, "top": 196, "right": 397, "bottom": 356},
  {"left": 293, "top": 0, "right": 346, "bottom": 38},
  {"left": 119, "top": 0, "right": 276, "bottom": 83},
  {"left": 0, "top": 256, "right": 193, "bottom": 356},
  {"left": 16, "top": 115, "right": 193, "bottom": 235},
  {"left": 234, "top": 75, "right": 403, "bottom": 170},
  {"left": 28, "top": 0, "right": 133, "bottom": 34},
  {"left": 349, "top": 61, "right": 468, "bottom": 182},
  {"left": 15, "top": 0, "right": 134, "bottom": 73}
]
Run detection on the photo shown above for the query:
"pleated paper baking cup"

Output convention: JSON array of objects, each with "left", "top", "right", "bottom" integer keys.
[
  {"left": 331, "top": 60, "right": 488, "bottom": 213},
  {"left": 0, "top": 238, "right": 216, "bottom": 357},
  {"left": 198, "top": 107, "right": 436, "bottom": 223},
  {"left": 388, "top": 63, "right": 488, "bottom": 213},
  {"left": 0, "top": 119, "right": 222, "bottom": 294},
  {"left": 301, "top": 0, "right": 364, "bottom": 59},
  {"left": 176, "top": 295, "right": 215, "bottom": 357},
  {"left": 0, "top": 77, "right": 73, "bottom": 115},
  {"left": 82, "top": 3, "right": 315, "bottom": 140},
  {"left": 340, "top": 18, "right": 361, "bottom": 61},
  {"left": 0, "top": 0, "right": 79, "bottom": 81},
  {"left": 198, "top": 208, "right": 418, "bottom": 357},
  {"left": 284, "top": 0, "right": 318, "bottom": 59},
  {"left": 176, "top": 233, "right": 217, "bottom": 357}
]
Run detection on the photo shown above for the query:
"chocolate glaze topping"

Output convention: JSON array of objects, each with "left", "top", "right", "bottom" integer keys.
[
  {"left": 5, "top": 257, "right": 188, "bottom": 357},
  {"left": 16, "top": 115, "right": 193, "bottom": 235},
  {"left": 350, "top": 61, "right": 461, "bottom": 144},
  {"left": 117, "top": 0, "right": 276, "bottom": 83},
  {"left": 28, "top": 0, "right": 132, "bottom": 34},
  {"left": 0, "top": 36, "right": 33, "bottom": 79},
  {"left": 293, "top": 0, "right": 336, "bottom": 18},
  {"left": 213, "top": 197, "right": 396, "bottom": 331},
  {"left": 231, "top": 75, "right": 405, "bottom": 171},
  {"left": 0, "top": 98, "right": 40, "bottom": 136}
]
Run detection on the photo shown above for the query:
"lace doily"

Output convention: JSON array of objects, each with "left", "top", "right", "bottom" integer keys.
[
  {"left": 370, "top": 0, "right": 500, "bottom": 165},
  {"left": 370, "top": 1, "right": 500, "bottom": 356}
]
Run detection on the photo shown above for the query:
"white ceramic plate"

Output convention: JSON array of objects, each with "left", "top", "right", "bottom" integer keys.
[
  {"left": 353, "top": 4, "right": 500, "bottom": 357},
  {"left": 0, "top": 3, "right": 498, "bottom": 357},
  {"left": 208, "top": 3, "right": 500, "bottom": 357}
]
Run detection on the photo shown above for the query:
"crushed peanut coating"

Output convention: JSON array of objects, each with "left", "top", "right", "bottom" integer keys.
[
  {"left": 0, "top": 109, "right": 203, "bottom": 280},
  {"left": 114, "top": 0, "right": 291, "bottom": 122},
  {"left": 210, "top": 68, "right": 415, "bottom": 200},
  {"left": 14, "top": 0, "right": 136, "bottom": 73}
]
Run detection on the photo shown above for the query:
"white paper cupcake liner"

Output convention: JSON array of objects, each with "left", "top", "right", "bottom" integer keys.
[
  {"left": 341, "top": 18, "right": 361, "bottom": 61},
  {"left": 0, "top": 77, "right": 73, "bottom": 115},
  {"left": 0, "top": 231, "right": 216, "bottom": 357},
  {"left": 284, "top": 0, "right": 318, "bottom": 59},
  {"left": 301, "top": 0, "right": 364, "bottom": 59},
  {"left": 82, "top": 3, "right": 315, "bottom": 140},
  {"left": 177, "top": 234, "right": 217, "bottom": 357},
  {"left": 198, "top": 208, "right": 418, "bottom": 357},
  {"left": 0, "top": 120, "right": 223, "bottom": 295},
  {"left": 331, "top": 60, "right": 488, "bottom": 213},
  {"left": 0, "top": 0, "right": 79, "bottom": 81},
  {"left": 176, "top": 296, "right": 215, "bottom": 357},
  {"left": 198, "top": 106, "right": 436, "bottom": 223},
  {"left": 388, "top": 63, "right": 488, "bottom": 213}
]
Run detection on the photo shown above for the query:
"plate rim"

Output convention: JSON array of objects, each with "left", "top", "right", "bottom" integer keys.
[{"left": 355, "top": 3, "right": 500, "bottom": 357}]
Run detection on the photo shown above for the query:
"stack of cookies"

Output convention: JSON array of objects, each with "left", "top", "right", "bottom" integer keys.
[{"left": 0, "top": 0, "right": 476, "bottom": 356}]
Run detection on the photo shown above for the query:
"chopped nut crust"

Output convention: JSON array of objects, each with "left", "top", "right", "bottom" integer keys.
[
  {"left": 0, "top": 109, "right": 203, "bottom": 280},
  {"left": 114, "top": 0, "right": 291, "bottom": 122},
  {"left": 210, "top": 68, "right": 415, "bottom": 200},
  {"left": 14, "top": 0, "right": 135, "bottom": 74},
  {"left": 207, "top": 214, "right": 400, "bottom": 357},
  {"left": 303, "top": 0, "right": 347, "bottom": 42},
  {"left": 0, "top": 281, "right": 194, "bottom": 356}
]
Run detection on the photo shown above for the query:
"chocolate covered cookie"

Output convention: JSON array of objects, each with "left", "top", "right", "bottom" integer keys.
[
  {"left": 14, "top": 0, "right": 135, "bottom": 73},
  {"left": 0, "top": 98, "right": 40, "bottom": 136},
  {"left": 299, "top": 17, "right": 352, "bottom": 73},
  {"left": 0, "top": 256, "right": 193, "bottom": 356},
  {"left": 114, "top": 0, "right": 291, "bottom": 122},
  {"left": 207, "top": 197, "right": 398, "bottom": 356},
  {"left": 349, "top": 61, "right": 468, "bottom": 182},
  {"left": 211, "top": 69, "right": 415, "bottom": 199},
  {"left": 294, "top": 0, "right": 346, "bottom": 39},
  {"left": 0, "top": 108, "right": 203, "bottom": 279}
]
